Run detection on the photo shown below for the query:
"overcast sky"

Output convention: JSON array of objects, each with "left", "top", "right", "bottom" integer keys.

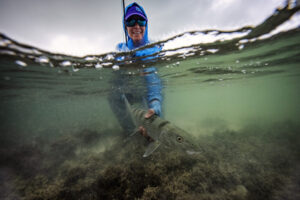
[{"left": 0, "top": 0, "right": 286, "bottom": 56}]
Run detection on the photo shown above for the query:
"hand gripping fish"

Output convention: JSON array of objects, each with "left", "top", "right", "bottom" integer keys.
[{"left": 123, "top": 95, "right": 202, "bottom": 157}]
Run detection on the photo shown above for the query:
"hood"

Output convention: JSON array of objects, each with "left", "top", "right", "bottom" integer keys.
[{"left": 123, "top": 2, "right": 149, "bottom": 50}]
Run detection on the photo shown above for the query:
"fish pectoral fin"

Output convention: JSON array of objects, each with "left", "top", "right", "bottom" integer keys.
[
  {"left": 129, "top": 128, "right": 140, "bottom": 137},
  {"left": 143, "top": 140, "right": 161, "bottom": 157},
  {"left": 122, "top": 128, "right": 141, "bottom": 144}
]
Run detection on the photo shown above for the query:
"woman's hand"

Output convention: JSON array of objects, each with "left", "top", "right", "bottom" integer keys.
[
  {"left": 144, "top": 109, "right": 155, "bottom": 118},
  {"left": 148, "top": 99, "right": 161, "bottom": 117}
]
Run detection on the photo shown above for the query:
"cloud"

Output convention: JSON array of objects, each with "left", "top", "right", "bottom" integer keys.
[
  {"left": 48, "top": 35, "right": 92, "bottom": 56},
  {"left": 47, "top": 33, "right": 119, "bottom": 56},
  {"left": 211, "top": 0, "right": 237, "bottom": 11},
  {"left": 0, "top": 0, "right": 289, "bottom": 56}
]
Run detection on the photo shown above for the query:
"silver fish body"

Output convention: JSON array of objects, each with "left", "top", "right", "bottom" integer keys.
[{"left": 124, "top": 96, "right": 202, "bottom": 157}]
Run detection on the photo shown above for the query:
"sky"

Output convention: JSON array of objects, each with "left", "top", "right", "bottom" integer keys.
[{"left": 0, "top": 0, "right": 287, "bottom": 56}]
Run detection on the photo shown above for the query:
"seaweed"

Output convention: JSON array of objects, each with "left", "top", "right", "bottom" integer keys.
[{"left": 1, "top": 121, "right": 300, "bottom": 200}]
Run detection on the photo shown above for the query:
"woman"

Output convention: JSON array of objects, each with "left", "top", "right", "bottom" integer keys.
[{"left": 109, "top": 2, "right": 163, "bottom": 135}]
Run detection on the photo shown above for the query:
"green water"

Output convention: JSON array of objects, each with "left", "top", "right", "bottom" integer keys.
[
  {"left": 2, "top": 32, "right": 299, "bottom": 142},
  {"left": 161, "top": 30, "right": 300, "bottom": 134},
  {"left": 1, "top": 7, "right": 300, "bottom": 200}
]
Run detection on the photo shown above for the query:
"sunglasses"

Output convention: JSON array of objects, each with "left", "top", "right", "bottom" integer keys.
[{"left": 125, "top": 18, "right": 146, "bottom": 27}]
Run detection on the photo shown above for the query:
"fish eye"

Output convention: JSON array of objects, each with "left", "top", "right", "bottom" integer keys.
[{"left": 176, "top": 136, "right": 183, "bottom": 143}]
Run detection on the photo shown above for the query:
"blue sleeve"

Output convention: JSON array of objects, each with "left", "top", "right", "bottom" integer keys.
[
  {"left": 115, "top": 43, "right": 129, "bottom": 62},
  {"left": 134, "top": 44, "right": 162, "bottom": 61},
  {"left": 116, "top": 43, "right": 128, "bottom": 52},
  {"left": 116, "top": 42, "right": 164, "bottom": 116},
  {"left": 143, "top": 67, "right": 163, "bottom": 117}
]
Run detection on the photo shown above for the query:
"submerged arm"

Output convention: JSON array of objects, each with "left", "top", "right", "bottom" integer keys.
[{"left": 143, "top": 66, "right": 163, "bottom": 117}]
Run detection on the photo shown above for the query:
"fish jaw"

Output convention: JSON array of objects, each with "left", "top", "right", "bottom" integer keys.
[{"left": 159, "top": 125, "right": 203, "bottom": 155}]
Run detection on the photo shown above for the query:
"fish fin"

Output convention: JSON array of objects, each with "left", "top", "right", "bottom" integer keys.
[
  {"left": 142, "top": 97, "right": 148, "bottom": 109},
  {"left": 123, "top": 94, "right": 131, "bottom": 110},
  {"left": 143, "top": 140, "right": 161, "bottom": 157},
  {"left": 123, "top": 94, "right": 138, "bottom": 127},
  {"left": 129, "top": 128, "right": 140, "bottom": 137},
  {"left": 122, "top": 128, "right": 141, "bottom": 143}
]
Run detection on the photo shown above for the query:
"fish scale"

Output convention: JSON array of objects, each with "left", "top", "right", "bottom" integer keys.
[{"left": 124, "top": 95, "right": 201, "bottom": 157}]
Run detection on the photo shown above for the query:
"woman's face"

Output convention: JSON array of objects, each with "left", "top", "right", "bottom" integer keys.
[{"left": 126, "top": 16, "right": 146, "bottom": 44}]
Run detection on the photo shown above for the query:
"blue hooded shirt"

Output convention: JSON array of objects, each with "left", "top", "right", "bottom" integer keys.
[{"left": 116, "top": 2, "right": 163, "bottom": 117}]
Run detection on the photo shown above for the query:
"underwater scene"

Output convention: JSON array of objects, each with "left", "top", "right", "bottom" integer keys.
[{"left": 0, "top": 2, "right": 300, "bottom": 200}]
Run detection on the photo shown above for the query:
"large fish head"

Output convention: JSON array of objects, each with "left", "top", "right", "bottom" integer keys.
[{"left": 159, "top": 126, "right": 203, "bottom": 155}]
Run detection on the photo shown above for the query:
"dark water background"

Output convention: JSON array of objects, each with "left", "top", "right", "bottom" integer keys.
[{"left": 0, "top": 2, "right": 300, "bottom": 200}]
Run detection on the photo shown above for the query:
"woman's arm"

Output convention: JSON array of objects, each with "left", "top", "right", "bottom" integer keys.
[{"left": 143, "top": 66, "right": 163, "bottom": 117}]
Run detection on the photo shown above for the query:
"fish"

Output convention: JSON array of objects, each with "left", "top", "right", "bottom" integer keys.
[{"left": 123, "top": 95, "right": 202, "bottom": 157}]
